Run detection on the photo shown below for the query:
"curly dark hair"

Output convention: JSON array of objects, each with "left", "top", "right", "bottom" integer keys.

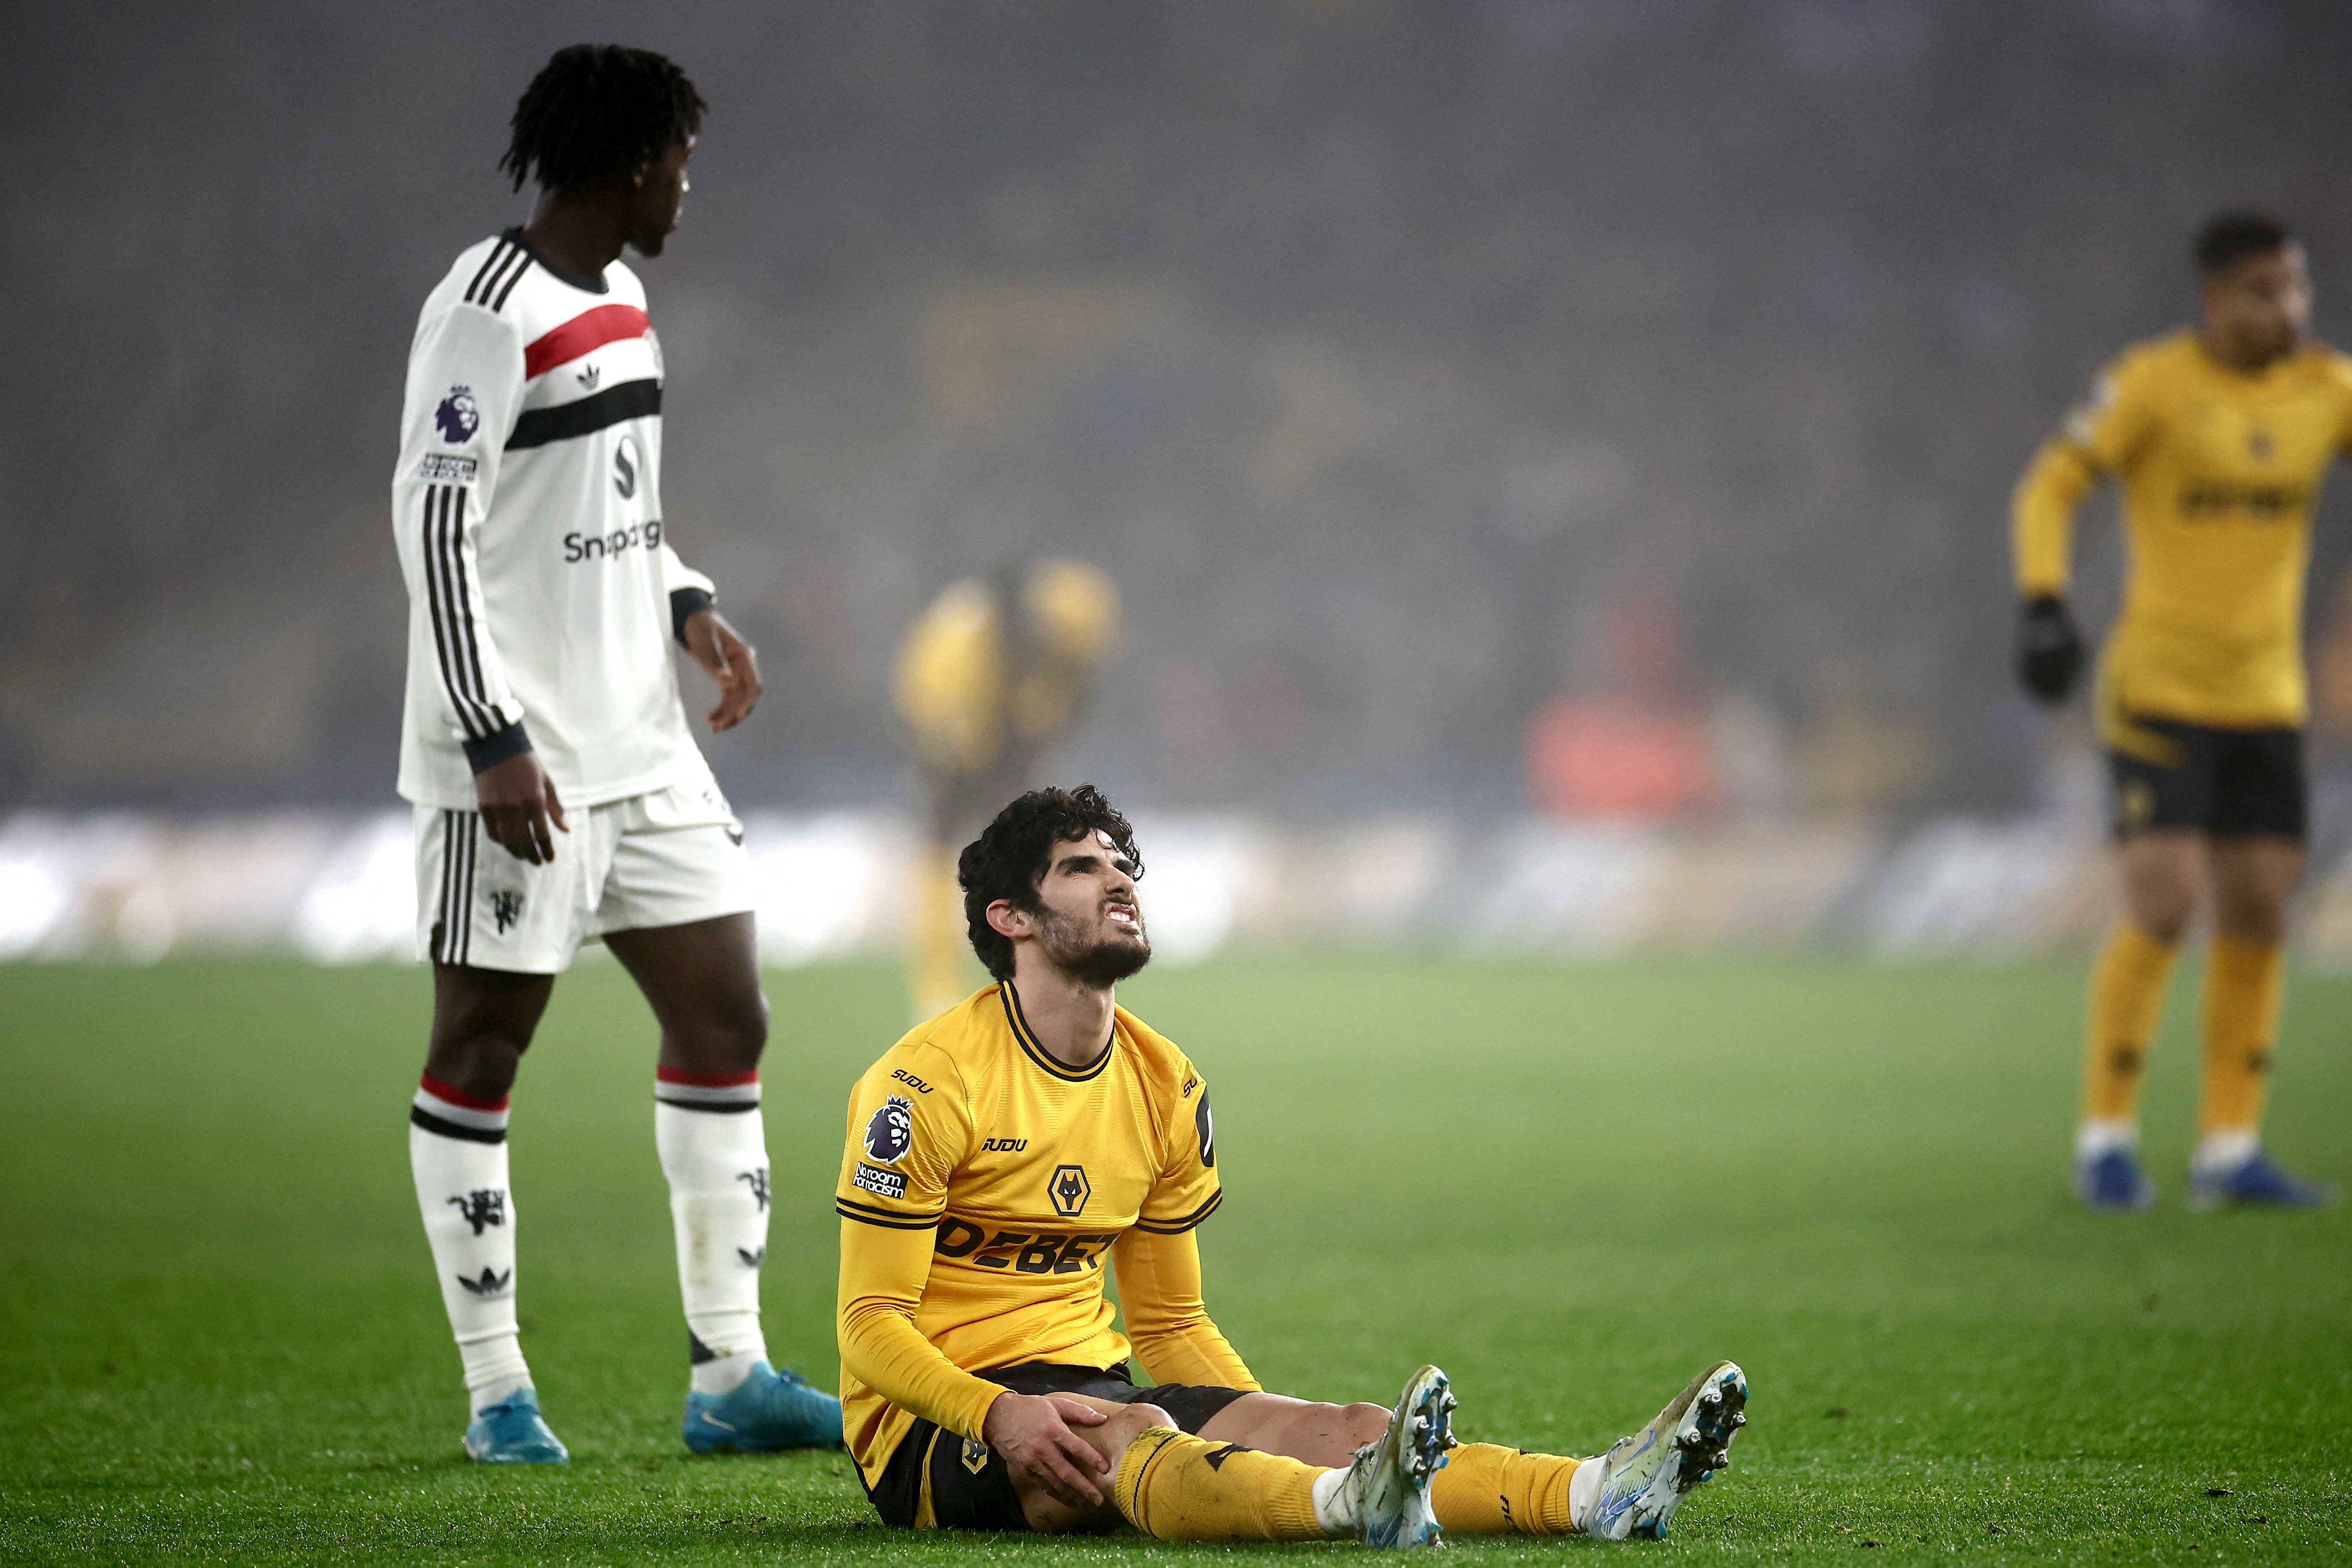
[
  {"left": 959, "top": 785, "right": 1144, "bottom": 980},
  {"left": 500, "top": 44, "right": 707, "bottom": 194},
  {"left": 2194, "top": 210, "right": 2292, "bottom": 279}
]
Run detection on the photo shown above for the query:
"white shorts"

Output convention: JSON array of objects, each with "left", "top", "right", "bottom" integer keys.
[{"left": 414, "top": 780, "right": 753, "bottom": 973}]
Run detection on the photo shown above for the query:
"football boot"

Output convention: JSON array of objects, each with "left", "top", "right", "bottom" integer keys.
[
  {"left": 2075, "top": 1146, "right": 2156, "bottom": 1212},
  {"left": 1333, "top": 1363, "right": 1455, "bottom": 1548},
  {"left": 1586, "top": 1361, "right": 1746, "bottom": 1541},
  {"left": 2187, "top": 1148, "right": 2336, "bottom": 1211},
  {"left": 464, "top": 1387, "right": 568, "bottom": 1464},
  {"left": 682, "top": 1361, "right": 843, "bottom": 1453}
]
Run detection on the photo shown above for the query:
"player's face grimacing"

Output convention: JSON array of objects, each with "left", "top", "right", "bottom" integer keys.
[
  {"left": 1028, "top": 829, "right": 1151, "bottom": 988},
  {"left": 626, "top": 138, "right": 694, "bottom": 257},
  {"left": 2202, "top": 242, "right": 2311, "bottom": 368}
]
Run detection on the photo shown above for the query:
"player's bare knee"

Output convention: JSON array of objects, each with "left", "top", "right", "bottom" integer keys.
[
  {"left": 728, "top": 987, "right": 771, "bottom": 1062},
  {"left": 674, "top": 991, "right": 766, "bottom": 1073},
  {"left": 1341, "top": 1401, "right": 1391, "bottom": 1445},
  {"left": 1113, "top": 1402, "right": 1176, "bottom": 1444},
  {"left": 424, "top": 1031, "right": 527, "bottom": 1101},
  {"left": 2125, "top": 876, "right": 2198, "bottom": 944},
  {"left": 426, "top": 1006, "right": 540, "bottom": 1100}
]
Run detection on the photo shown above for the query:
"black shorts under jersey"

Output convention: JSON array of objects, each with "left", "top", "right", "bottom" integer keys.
[
  {"left": 2108, "top": 714, "right": 2305, "bottom": 841},
  {"left": 863, "top": 1362, "right": 1252, "bottom": 1531}
]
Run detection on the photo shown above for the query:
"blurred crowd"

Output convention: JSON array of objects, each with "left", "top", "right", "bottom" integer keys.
[{"left": 10, "top": 0, "right": 2352, "bottom": 823}]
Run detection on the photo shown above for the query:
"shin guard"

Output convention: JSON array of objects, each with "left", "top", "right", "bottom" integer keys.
[
  {"left": 1113, "top": 1427, "right": 1328, "bottom": 1543},
  {"left": 409, "top": 1076, "right": 528, "bottom": 1400},
  {"left": 1428, "top": 1441, "right": 1585, "bottom": 1534},
  {"left": 2083, "top": 922, "right": 2179, "bottom": 1126},
  {"left": 2197, "top": 938, "right": 2285, "bottom": 1138},
  {"left": 654, "top": 1071, "right": 770, "bottom": 1363}
]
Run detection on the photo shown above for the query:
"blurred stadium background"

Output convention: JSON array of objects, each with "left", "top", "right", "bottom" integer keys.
[{"left": 14, "top": 0, "right": 2352, "bottom": 968}]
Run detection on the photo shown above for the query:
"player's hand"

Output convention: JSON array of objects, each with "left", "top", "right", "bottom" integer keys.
[
  {"left": 474, "top": 749, "right": 569, "bottom": 865},
  {"left": 2017, "top": 594, "right": 2084, "bottom": 705},
  {"left": 684, "top": 608, "right": 762, "bottom": 733},
  {"left": 982, "top": 1392, "right": 1111, "bottom": 1509}
]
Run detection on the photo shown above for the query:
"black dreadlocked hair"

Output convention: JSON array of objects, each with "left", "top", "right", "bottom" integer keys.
[
  {"left": 2193, "top": 210, "right": 2293, "bottom": 279},
  {"left": 500, "top": 44, "right": 707, "bottom": 194},
  {"left": 959, "top": 786, "right": 1143, "bottom": 981}
]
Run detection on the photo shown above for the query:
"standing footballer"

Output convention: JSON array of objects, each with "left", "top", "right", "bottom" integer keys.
[
  {"left": 392, "top": 44, "right": 840, "bottom": 1461},
  {"left": 2013, "top": 210, "right": 2343, "bottom": 1212}
]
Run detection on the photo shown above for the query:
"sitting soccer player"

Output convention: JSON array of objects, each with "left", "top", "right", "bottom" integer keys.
[{"left": 834, "top": 785, "right": 1747, "bottom": 1544}]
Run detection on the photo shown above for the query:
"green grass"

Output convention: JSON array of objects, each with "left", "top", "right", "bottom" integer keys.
[{"left": 0, "top": 954, "right": 2347, "bottom": 1563}]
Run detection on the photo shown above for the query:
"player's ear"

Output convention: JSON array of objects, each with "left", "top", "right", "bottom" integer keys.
[{"left": 985, "top": 899, "right": 1031, "bottom": 942}]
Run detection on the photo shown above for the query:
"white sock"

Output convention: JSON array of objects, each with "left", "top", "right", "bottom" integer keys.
[
  {"left": 1569, "top": 1451, "right": 1605, "bottom": 1531},
  {"left": 2075, "top": 1117, "right": 2138, "bottom": 1160},
  {"left": 2192, "top": 1128, "right": 2260, "bottom": 1174},
  {"left": 409, "top": 1076, "right": 529, "bottom": 1415},
  {"left": 655, "top": 1071, "right": 770, "bottom": 1383},
  {"left": 1310, "top": 1465, "right": 1354, "bottom": 1536}
]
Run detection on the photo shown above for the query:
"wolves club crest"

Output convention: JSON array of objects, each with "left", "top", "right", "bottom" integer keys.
[
  {"left": 864, "top": 1094, "right": 915, "bottom": 1164},
  {"left": 1049, "top": 1163, "right": 1091, "bottom": 1218}
]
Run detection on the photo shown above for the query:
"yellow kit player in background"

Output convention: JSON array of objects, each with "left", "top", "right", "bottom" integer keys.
[
  {"left": 2012, "top": 210, "right": 2343, "bottom": 1210},
  {"left": 893, "top": 561, "right": 1119, "bottom": 1022},
  {"left": 834, "top": 785, "right": 1748, "bottom": 1544}
]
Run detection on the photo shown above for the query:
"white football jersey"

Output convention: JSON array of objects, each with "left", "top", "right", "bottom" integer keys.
[{"left": 393, "top": 230, "right": 718, "bottom": 811}]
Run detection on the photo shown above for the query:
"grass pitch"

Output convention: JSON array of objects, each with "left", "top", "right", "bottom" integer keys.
[{"left": 0, "top": 953, "right": 2347, "bottom": 1563}]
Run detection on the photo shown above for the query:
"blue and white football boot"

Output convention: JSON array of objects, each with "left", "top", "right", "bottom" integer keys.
[
  {"left": 1586, "top": 1361, "right": 1746, "bottom": 1541},
  {"left": 2187, "top": 1147, "right": 2337, "bottom": 1211},
  {"left": 1335, "top": 1364, "right": 1455, "bottom": 1548},
  {"left": 464, "top": 1387, "right": 569, "bottom": 1464},
  {"left": 681, "top": 1361, "right": 843, "bottom": 1453},
  {"left": 2075, "top": 1146, "right": 2156, "bottom": 1212}
]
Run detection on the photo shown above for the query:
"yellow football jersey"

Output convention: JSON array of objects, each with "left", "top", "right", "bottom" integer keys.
[
  {"left": 834, "top": 980, "right": 1229, "bottom": 1488},
  {"left": 891, "top": 562, "right": 1120, "bottom": 777},
  {"left": 2013, "top": 330, "right": 2352, "bottom": 733}
]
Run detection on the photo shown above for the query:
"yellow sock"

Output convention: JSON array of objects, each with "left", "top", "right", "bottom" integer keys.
[
  {"left": 2197, "top": 938, "right": 2284, "bottom": 1138},
  {"left": 2083, "top": 923, "right": 2180, "bottom": 1126},
  {"left": 1113, "top": 1427, "right": 1326, "bottom": 1543},
  {"left": 1427, "top": 1441, "right": 1586, "bottom": 1535},
  {"left": 907, "top": 842, "right": 969, "bottom": 1023}
]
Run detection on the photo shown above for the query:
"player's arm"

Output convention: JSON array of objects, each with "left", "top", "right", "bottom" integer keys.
[
  {"left": 833, "top": 1218, "right": 1010, "bottom": 1440},
  {"left": 659, "top": 543, "right": 761, "bottom": 733},
  {"left": 2008, "top": 358, "right": 2148, "bottom": 705},
  {"left": 394, "top": 303, "right": 563, "bottom": 862},
  {"left": 1111, "top": 1225, "right": 1260, "bottom": 1392},
  {"left": 1118, "top": 1056, "right": 1255, "bottom": 1388},
  {"left": 834, "top": 1219, "right": 1113, "bottom": 1506}
]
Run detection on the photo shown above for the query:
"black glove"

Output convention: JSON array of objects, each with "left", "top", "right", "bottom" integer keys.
[{"left": 2016, "top": 594, "right": 2084, "bottom": 705}]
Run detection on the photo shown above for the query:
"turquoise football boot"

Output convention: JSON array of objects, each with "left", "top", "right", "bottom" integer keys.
[
  {"left": 464, "top": 1387, "right": 569, "bottom": 1464},
  {"left": 682, "top": 1361, "right": 843, "bottom": 1453}
]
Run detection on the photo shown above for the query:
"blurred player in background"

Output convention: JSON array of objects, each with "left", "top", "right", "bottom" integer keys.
[
  {"left": 393, "top": 45, "right": 839, "bottom": 1463},
  {"left": 2012, "top": 211, "right": 2345, "bottom": 1211},
  {"left": 834, "top": 785, "right": 1748, "bottom": 1543},
  {"left": 893, "top": 560, "right": 1119, "bottom": 1020}
]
